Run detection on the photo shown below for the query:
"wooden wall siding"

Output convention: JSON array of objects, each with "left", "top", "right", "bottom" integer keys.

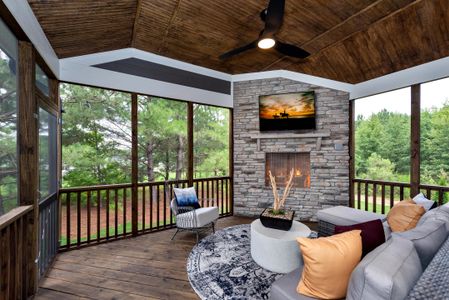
[
  {"left": 27, "top": 0, "right": 138, "bottom": 58},
  {"left": 17, "top": 41, "right": 39, "bottom": 297},
  {"left": 28, "top": 0, "right": 449, "bottom": 83}
]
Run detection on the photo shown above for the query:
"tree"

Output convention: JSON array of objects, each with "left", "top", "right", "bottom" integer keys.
[
  {"left": 421, "top": 102, "right": 449, "bottom": 183},
  {"left": 193, "top": 105, "right": 229, "bottom": 178},
  {"left": 137, "top": 96, "right": 187, "bottom": 181},
  {"left": 0, "top": 50, "right": 18, "bottom": 215},
  {"left": 362, "top": 153, "right": 395, "bottom": 181},
  {"left": 60, "top": 84, "right": 231, "bottom": 196},
  {"left": 61, "top": 84, "right": 132, "bottom": 188}
]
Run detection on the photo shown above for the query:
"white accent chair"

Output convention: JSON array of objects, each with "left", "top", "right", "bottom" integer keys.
[{"left": 170, "top": 199, "right": 219, "bottom": 243}]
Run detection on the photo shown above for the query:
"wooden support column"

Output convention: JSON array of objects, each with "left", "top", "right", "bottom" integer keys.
[
  {"left": 349, "top": 100, "right": 355, "bottom": 207},
  {"left": 411, "top": 84, "right": 421, "bottom": 197},
  {"left": 229, "top": 109, "right": 234, "bottom": 215},
  {"left": 17, "top": 41, "right": 38, "bottom": 296},
  {"left": 131, "top": 94, "right": 138, "bottom": 236},
  {"left": 187, "top": 102, "right": 194, "bottom": 186}
]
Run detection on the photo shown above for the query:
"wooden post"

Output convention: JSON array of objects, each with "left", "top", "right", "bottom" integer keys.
[
  {"left": 410, "top": 84, "right": 421, "bottom": 197},
  {"left": 229, "top": 109, "right": 234, "bottom": 215},
  {"left": 17, "top": 41, "right": 38, "bottom": 297},
  {"left": 131, "top": 93, "right": 138, "bottom": 236},
  {"left": 349, "top": 100, "right": 355, "bottom": 208},
  {"left": 187, "top": 102, "right": 194, "bottom": 186}
]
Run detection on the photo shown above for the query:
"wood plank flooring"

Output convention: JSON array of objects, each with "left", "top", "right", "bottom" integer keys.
[{"left": 36, "top": 216, "right": 317, "bottom": 300}]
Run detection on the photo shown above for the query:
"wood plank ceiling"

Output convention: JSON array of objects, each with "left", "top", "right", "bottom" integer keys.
[{"left": 28, "top": 0, "right": 449, "bottom": 83}]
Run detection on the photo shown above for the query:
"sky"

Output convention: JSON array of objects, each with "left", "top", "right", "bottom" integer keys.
[{"left": 355, "top": 77, "right": 449, "bottom": 118}]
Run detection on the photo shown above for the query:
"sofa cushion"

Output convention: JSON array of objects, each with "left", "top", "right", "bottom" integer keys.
[
  {"left": 269, "top": 267, "right": 317, "bottom": 300},
  {"left": 393, "top": 219, "right": 447, "bottom": 268},
  {"left": 297, "top": 230, "right": 362, "bottom": 299},
  {"left": 387, "top": 202, "right": 425, "bottom": 232},
  {"left": 347, "top": 237, "right": 422, "bottom": 300},
  {"left": 334, "top": 219, "right": 385, "bottom": 257},
  {"left": 418, "top": 207, "right": 449, "bottom": 231},
  {"left": 317, "top": 206, "right": 386, "bottom": 226}
]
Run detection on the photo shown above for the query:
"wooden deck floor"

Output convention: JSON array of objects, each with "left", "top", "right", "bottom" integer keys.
[{"left": 36, "top": 216, "right": 317, "bottom": 300}]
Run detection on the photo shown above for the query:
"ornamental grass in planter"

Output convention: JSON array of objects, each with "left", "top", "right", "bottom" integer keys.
[{"left": 260, "top": 169, "right": 295, "bottom": 231}]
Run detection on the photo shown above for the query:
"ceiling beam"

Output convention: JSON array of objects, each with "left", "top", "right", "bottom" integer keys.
[
  {"left": 131, "top": 0, "right": 143, "bottom": 47},
  {"left": 157, "top": 0, "right": 182, "bottom": 53},
  {"left": 262, "top": 0, "right": 422, "bottom": 71}
]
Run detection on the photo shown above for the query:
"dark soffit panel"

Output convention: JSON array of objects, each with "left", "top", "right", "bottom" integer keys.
[{"left": 92, "top": 57, "right": 231, "bottom": 95}]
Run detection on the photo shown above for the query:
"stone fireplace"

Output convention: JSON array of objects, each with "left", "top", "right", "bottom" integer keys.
[
  {"left": 265, "top": 152, "right": 310, "bottom": 188},
  {"left": 233, "top": 77, "right": 350, "bottom": 221}
]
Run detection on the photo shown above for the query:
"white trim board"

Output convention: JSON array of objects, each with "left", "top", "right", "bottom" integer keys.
[
  {"left": 2, "top": 0, "right": 59, "bottom": 77},
  {"left": 232, "top": 70, "right": 353, "bottom": 92},
  {"left": 351, "top": 56, "right": 449, "bottom": 99}
]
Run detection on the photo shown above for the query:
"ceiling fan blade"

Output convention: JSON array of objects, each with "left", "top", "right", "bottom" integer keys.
[
  {"left": 263, "top": 0, "right": 285, "bottom": 36},
  {"left": 219, "top": 40, "right": 258, "bottom": 60},
  {"left": 274, "top": 41, "right": 310, "bottom": 58}
]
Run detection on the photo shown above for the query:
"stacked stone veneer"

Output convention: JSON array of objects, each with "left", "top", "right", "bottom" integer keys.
[{"left": 233, "top": 78, "right": 350, "bottom": 221}]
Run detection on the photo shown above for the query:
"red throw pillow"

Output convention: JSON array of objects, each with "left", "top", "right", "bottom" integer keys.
[{"left": 334, "top": 219, "right": 385, "bottom": 257}]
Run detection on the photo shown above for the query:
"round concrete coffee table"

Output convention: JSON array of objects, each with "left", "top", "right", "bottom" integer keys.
[{"left": 251, "top": 219, "right": 311, "bottom": 273}]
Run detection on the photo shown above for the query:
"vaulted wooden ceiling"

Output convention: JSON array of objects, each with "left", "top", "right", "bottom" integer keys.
[{"left": 28, "top": 0, "right": 449, "bottom": 83}]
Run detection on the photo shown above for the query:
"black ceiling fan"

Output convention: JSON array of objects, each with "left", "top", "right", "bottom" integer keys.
[{"left": 219, "top": 0, "right": 310, "bottom": 60}]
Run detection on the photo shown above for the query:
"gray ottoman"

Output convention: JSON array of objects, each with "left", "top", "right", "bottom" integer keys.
[{"left": 317, "top": 206, "right": 386, "bottom": 236}]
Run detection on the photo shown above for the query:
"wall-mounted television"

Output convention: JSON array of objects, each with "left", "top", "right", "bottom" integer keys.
[{"left": 259, "top": 91, "right": 316, "bottom": 131}]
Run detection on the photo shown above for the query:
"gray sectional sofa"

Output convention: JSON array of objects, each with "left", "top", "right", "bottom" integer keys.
[{"left": 269, "top": 203, "right": 449, "bottom": 300}]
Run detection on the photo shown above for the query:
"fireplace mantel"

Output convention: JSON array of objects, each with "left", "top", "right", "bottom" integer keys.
[{"left": 250, "top": 132, "right": 331, "bottom": 151}]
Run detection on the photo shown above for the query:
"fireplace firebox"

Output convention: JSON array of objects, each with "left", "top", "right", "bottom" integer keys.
[{"left": 265, "top": 152, "right": 311, "bottom": 188}]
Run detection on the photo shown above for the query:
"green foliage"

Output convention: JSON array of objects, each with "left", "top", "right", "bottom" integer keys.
[
  {"left": 61, "top": 84, "right": 132, "bottom": 188},
  {"left": 0, "top": 49, "right": 18, "bottom": 215},
  {"left": 356, "top": 104, "right": 449, "bottom": 187},
  {"left": 137, "top": 96, "right": 188, "bottom": 181},
  {"left": 355, "top": 109, "right": 410, "bottom": 177},
  {"left": 194, "top": 105, "right": 229, "bottom": 178},
  {"left": 361, "top": 153, "right": 395, "bottom": 181},
  {"left": 60, "top": 84, "right": 230, "bottom": 194}
]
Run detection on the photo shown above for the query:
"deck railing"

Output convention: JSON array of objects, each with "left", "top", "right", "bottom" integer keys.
[
  {"left": 0, "top": 205, "right": 34, "bottom": 299},
  {"left": 58, "top": 176, "right": 233, "bottom": 250},
  {"left": 352, "top": 178, "right": 449, "bottom": 214},
  {"left": 38, "top": 194, "right": 59, "bottom": 278}
]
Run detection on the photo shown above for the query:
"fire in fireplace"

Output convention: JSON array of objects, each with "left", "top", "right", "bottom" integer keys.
[{"left": 265, "top": 152, "right": 311, "bottom": 188}]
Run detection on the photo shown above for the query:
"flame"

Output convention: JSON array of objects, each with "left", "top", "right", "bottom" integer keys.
[{"left": 305, "top": 175, "right": 311, "bottom": 188}]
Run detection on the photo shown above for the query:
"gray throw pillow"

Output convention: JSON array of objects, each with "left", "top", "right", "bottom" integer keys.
[
  {"left": 418, "top": 208, "right": 449, "bottom": 231},
  {"left": 393, "top": 219, "right": 447, "bottom": 268},
  {"left": 347, "top": 237, "right": 422, "bottom": 300}
]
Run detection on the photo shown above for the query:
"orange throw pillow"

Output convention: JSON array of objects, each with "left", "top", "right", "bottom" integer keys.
[
  {"left": 387, "top": 201, "right": 425, "bottom": 232},
  {"left": 296, "top": 230, "right": 362, "bottom": 299}
]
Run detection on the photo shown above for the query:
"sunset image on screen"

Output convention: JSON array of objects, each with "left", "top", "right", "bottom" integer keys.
[
  {"left": 259, "top": 92, "right": 316, "bottom": 131},
  {"left": 259, "top": 92, "right": 315, "bottom": 120}
]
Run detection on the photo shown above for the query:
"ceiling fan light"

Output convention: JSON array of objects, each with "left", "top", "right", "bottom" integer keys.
[{"left": 258, "top": 38, "right": 276, "bottom": 49}]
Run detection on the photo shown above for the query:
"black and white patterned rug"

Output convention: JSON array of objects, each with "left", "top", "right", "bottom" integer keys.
[{"left": 187, "top": 224, "right": 317, "bottom": 300}]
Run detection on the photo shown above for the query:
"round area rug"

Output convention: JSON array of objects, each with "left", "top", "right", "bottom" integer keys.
[{"left": 187, "top": 224, "right": 317, "bottom": 300}]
